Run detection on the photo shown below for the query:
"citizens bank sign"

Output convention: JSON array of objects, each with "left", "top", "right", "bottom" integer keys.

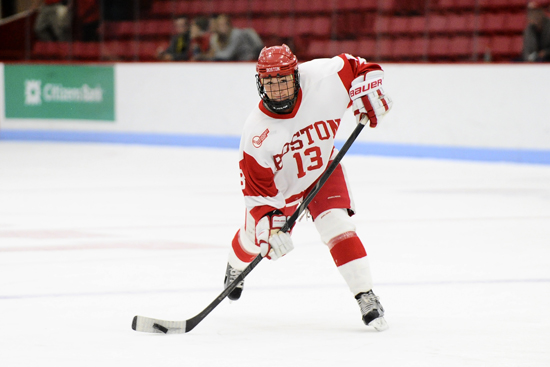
[
  {"left": 24, "top": 80, "right": 104, "bottom": 105},
  {"left": 4, "top": 65, "right": 115, "bottom": 121}
]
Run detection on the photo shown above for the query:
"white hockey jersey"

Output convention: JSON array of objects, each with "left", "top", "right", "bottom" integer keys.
[{"left": 239, "top": 53, "right": 382, "bottom": 223}]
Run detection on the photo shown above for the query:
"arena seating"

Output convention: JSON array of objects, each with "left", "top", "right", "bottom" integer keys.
[{"left": 26, "top": 0, "right": 550, "bottom": 63}]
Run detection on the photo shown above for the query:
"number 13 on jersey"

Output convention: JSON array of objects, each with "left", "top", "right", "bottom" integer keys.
[{"left": 293, "top": 146, "right": 323, "bottom": 178}]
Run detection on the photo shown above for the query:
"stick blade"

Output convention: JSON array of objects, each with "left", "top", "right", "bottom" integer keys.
[{"left": 132, "top": 315, "right": 187, "bottom": 334}]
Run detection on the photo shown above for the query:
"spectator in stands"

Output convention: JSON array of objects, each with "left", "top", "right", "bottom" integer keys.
[
  {"left": 206, "top": 14, "right": 221, "bottom": 57},
  {"left": 33, "top": 0, "right": 72, "bottom": 41},
  {"left": 523, "top": 1, "right": 550, "bottom": 62},
  {"left": 156, "top": 17, "right": 190, "bottom": 61},
  {"left": 189, "top": 16, "right": 212, "bottom": 60},
  {"left": 211, "top": 14, "right": 263, "bottom": 61}
]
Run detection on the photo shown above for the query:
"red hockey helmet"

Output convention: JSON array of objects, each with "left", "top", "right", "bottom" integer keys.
[
  {"left": 256, "top": 44, "right": 298, "bottom": 78},
  {"left": 256, "top": 44, "right": 300, "bottom": 113}
]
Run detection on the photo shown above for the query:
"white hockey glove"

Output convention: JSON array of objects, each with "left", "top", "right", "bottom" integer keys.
[
  {"left": 256, "top": 214, "right": 294, "bottom": 261},
  {"left": 349, "top": 70, "right": 393, "bottom": 128}
]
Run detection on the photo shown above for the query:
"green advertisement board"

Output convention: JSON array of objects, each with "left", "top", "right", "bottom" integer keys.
[{"left": 4, "top": 64, "right": 115, "bottom": 121}]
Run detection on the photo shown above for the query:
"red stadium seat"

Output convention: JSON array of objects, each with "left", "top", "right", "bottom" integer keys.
[
  {"left": 339, "top": 0, "right": 378, "bottom": 12},
  {"left": 295, "top": 17, "right": 314, "bottom": 36},
  {"left": 306, "top": 39, "right": 330, "bottom": 58},
  {"left": 428, "top": 14, "right": 448, "bottom": 34},
  {"left": 216, "top": 0, "right": 235, "bottom": 15},
  {"left": 174, "top": 0, "right": 207, "bottom": 16},
  {"left": 311, "top": 16, "right": 332, "bottom": 37},
  {"left": 138, "top": 41, "right": 159, "bottom": 61},
  {"left": 294, "top": 0, "right": 309, "bottom": 13},
  {"left": 390, "top": 16, "right": 410, "bottom": 35},
  {"left": 252, "top": 0, "right": 294, "bottom": 14},
  {"left": 446, "top": 13, "right": 476, "bottom": 34},
  {"left": 101, "top": 41, "right": 137, "bottom": 60},
  {"left": 339, "top": 40, "right": 361, "bottom": 55},
  {"left": 295, "top": 0, "right": 333, "bottom": 14},
  {"left": 506, "top": 0, "right": 534, "bottom": 9},
  {"left": 408, "top": 16, "right": 427, "bottom": 35},
  {"left": 434, "top": 0, "right": 457, "bottom": 11},
  {"left": 174, "top": 1, "right": 190, "bottom": 16},
  {"left": 150, "top": 1, "right": 173, "bottom": 17},
  {"left": 377, "top": 38, "right": 394, "bottom": 60},
  {"left": 262, "top": 17, "right": 281, "bottom": 37},
  {"left": 334, "top": 13, "right": 351, "bottom": 38},
  {"left": 140, "top": 20, "right": 172, "bottom": 38},
  {"left": 478, "top": 0, "right": 527, "bottom": 11},
  {"left": 278, "top": 17, "right": 295, "bottom": 38},
  {"left": 490, "top": 35, "right": 513, "bottom": 55},
  {"left": 32, "top": 41, "right": 52, "bottom": 58},
  {"left": 478, "top": 0, "right": 509, "bottom": 11},
  {"left": 102, "top": 21, "right": 135, "bottom": 40},
  {"left": 375, "top": 16, "right": 391, "bottom": 35},
  {"left": 256, "top": 17, "right": 293, "bottom": 38},
  {"left": 72, "top": 41, "right": 100, "bottom": 60},
  {"left": 33, "top": 41, "right": 70, "bottom": 59},
  {"left": 447, "top": 36, "right": 473, "bottom": 59},
  {"left": 324, "top": 40, "right": 357, "bottom": 56},
  {"left": 489, "top": 34, "right": 523, "bottom": 59},
  {"left": 475, "top": 35, "right": 491, "bottom": 59},
  {"left": 295, "top": 16, "right": 331, "bottom": 37},
  {"left": 353, "top": 12, "right": 372, "bottom": 36},
  {"left": 210, "top": 0, "right": 249, "bottom": 15},
  {"left": 357, "top": 38, "right": 376, "bottom": 60},
  {"left": 510, "top": 35, "right": 524, "bottom": 55},
  {"left": 249, "top": 0, "right": 266, "bottom": 14},
  {"left": 428, "top": 36, "right": 451, "bottom": 59},
  {"left": 479, "top": 13, "right": 507, "bottom": 34},
  {"left": 505, "top": 12, "right": 526, "bottom": 33},
  {"left": 231, "top": 0, "right": 251, "bottom": 15},
  {"left": 453, "top": 0, "right": 477, "bottom": 11},
  {"left": 392, "top": 38, "right": 413, "bottom": 60},
  {"left": 231, "top": 17, "right": 249, "bottom": 29},
  {"left": 193, "top": 0, "right": 212, "bottom": 15},
  {"left": 409, "top": 36, "right": 428, "bottom": 59},
  {"left": 377, "top": 0, "right": 398, "bottom": 13}
]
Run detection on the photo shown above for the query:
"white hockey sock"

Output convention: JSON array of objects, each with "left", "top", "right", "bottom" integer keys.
[
  {"left": 228, "top": 228, "right": 259, "bottom": 271},
  {"left": 337, "top": 257, "right": 374, "bottom": 295}
]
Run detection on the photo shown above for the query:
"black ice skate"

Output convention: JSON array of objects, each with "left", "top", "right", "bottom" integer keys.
[
  {"left": 355, "top": 290, "right": 388, "bottom": 331},
  {"left": 224, "top": 263, "right": 244, "bottom": 301}
]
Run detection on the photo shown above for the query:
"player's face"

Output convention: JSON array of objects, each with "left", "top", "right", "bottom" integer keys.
[{"left": 261, "top": 75, "right": 295, "bottom": 101}]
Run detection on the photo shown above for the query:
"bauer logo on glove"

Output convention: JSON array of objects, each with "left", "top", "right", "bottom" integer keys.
[{"left": 349, "top": 78, "right": 382, "bottom": 99}]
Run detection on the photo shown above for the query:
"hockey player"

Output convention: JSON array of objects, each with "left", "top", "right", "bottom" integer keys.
[{"left": 224, "top": 44, "right": 392, "bottom": 331}]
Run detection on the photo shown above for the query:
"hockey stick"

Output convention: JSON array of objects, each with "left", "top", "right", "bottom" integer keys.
[{"left": 132, "top": 121, "right": 366, "bottom": 334}]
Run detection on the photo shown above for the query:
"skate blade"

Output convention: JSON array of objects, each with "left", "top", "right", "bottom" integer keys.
[{"left": 368, "top": 316, "right": 389, "bottom": 331}]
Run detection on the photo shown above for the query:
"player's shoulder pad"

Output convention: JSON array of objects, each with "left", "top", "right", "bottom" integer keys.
[{"left": 299, "top": 56, "right": 346, "bottom": 81}]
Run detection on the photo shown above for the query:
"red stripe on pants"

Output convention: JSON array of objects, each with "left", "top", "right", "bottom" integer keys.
[
  {"left": 328, "top": 232, "right": 367, "bottom": 267},
  {"left": 231, "top": 230, "right": 257, "bottom": 263}
]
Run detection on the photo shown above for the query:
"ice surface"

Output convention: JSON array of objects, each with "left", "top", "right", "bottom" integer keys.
[{"left": 1, "top": 141, "right": 549, "bottom": 366}]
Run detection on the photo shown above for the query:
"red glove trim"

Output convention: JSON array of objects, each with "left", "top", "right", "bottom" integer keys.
[
  {"left": 377, "top": 89, "right": 389, "bottom": 111},
  {"left": 360, "top": 95, "right": 378, "bottom": 128}
]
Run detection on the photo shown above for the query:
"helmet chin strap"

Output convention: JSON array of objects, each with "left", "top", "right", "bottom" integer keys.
[{"left": 264, "top": 96, "right": 296, "bottom": 113}]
